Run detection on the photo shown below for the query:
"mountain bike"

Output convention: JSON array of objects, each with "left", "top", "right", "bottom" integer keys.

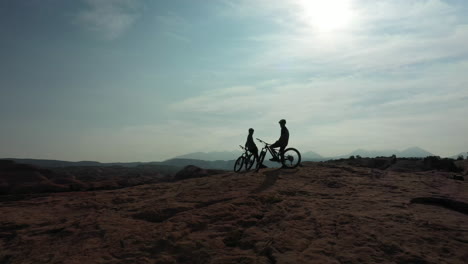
[
  {"left": 234, "top": 145, "right": 256, "bottom": 172},
  {"left": 255, "top": 138, "right": 301, "bottom": 170}
]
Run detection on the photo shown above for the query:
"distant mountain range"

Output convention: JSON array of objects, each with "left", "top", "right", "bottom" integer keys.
[
  {"left": 0, "top": 159, "right": 147, "bottom": 168},
  {"left": 0, "top": 158, "right": 235, "bottom": 170},
  {"left": 338, "top": 147, "right": 435, "bottom": 159},
  {"left": 173, "top": 150, "right": 325, "bottom": 162},
  {"left": 301, "top": 151, "right": 324, "bottom": 161},
  {"left": 170, "top": 146, "right": 435, "bottom": 161},
  {"left": 450, "top": 152, "right": 467, "bottom": 159},
  {"left": 173, "top": 151, "right": 239, "bottom": 161},
  {"left": 0, "top": 146, "right": 454, "bottom": 172}
]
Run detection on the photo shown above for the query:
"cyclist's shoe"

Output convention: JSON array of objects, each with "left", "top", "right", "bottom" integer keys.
[{"left": 269, "top": 157, "right": 280, "bottom": 162}]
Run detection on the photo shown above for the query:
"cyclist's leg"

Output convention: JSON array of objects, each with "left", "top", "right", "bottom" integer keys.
[
  {"left": 255, "top": 149, "right": 267, "bottom": 171},
  {"left": 269, "top": 141, "right": 280, "bottom": 149},
  {"left": 253, "top": 148, "right": 259, "bottom": 163},
  {"left": 280, "top": 146, "right": 286, "bottom": 163},
  {"left": 269, "top": 142, "right": 280, "bottom": 161},
  {"left": 249, "top": 147, "right": 259, "bottom": 167}
]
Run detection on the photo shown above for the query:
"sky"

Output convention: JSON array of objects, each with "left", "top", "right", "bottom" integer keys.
[{"left": 1, "top": 0, "right": 468, "bottom": 162}]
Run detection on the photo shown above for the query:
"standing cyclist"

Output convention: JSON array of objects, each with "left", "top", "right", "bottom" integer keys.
[
  {"left": 245, "top": 128, "right": 266, "bottom": 169},
  {"left": 245, "top": 128, "right": 259, "bottom": 163}
]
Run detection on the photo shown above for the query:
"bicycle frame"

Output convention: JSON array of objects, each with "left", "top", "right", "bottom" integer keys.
[
  {"left": 264, "top": 146, "right": 280, "bottom": 160},
  {"left": 239, "top": 145, "right": 252, "bottom": 157},
  {"left": 255, "top": 138, "right": 302, "bottom": 169},
  {"left": 234, "top": 145, "right": 256, "bottom": 172},
  {"left": 256, "top": 139, "right": 283, "bottom": 162}
]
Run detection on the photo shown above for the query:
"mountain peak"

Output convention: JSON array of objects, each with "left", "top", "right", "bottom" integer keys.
[{"left": 399, "top": 146, "right": 433, "bottom": 157}]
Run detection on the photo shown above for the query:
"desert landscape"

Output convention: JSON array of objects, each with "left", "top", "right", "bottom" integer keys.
[
  {"left": 1, "top": 158, "right": 467, "bottom": 264},
  {"left": 3, "top": 1, "right": 468, "bottom": 263}
]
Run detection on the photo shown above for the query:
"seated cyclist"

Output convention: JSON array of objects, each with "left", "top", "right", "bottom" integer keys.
[{"left": 269, "top": 119, "right": 289, "bottom": 165}]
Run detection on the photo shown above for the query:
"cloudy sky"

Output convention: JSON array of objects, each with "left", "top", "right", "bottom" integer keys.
[{"left": 1, "top": 0, "right": 467, "bottom": 162}]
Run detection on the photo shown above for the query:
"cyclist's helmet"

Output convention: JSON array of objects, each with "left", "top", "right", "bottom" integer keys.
[
  {"left": 249, "top": 128, "right": 254, "bottom": 132},
  {"left": 279, "top": 119, "right": 286, "bottom": 125}
]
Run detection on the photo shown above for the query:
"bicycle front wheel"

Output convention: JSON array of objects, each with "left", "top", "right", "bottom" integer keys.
[
  {"left": 234, "top": 156, "right": 244, "bottom": 172},
  {"left": 245, "top": 154, "right": 256, "bottom": 171},
  {"left": 282, "top": 148, "right": 301, "bottom": 168}
]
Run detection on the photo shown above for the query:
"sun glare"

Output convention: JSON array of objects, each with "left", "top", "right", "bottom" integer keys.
[{"left": 296, "top": 0, "right": 355, "bottom": 32}]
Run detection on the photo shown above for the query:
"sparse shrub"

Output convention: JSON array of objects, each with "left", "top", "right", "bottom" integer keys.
[
  {"left": 356, "top": 155, "right": 362, "bottom": 159},
  {"left": 349, "top": 155, "right": 355, "bottom": 160},
  {"left": 423, "top": 156, "right": 461, "bottom": 172},
  {"left": 371, "top": 158, "right": 393, "bottom": 169},
  {"left": 425, "top": 156, "right": 441, "bottom": 162},
  {"left": 457, "top": 155, "right": 464, "bottom": 161}
]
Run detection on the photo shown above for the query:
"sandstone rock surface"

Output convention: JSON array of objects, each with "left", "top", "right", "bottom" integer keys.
[{"left": 1, "top": 162, "right": 467, "bottom": 263}]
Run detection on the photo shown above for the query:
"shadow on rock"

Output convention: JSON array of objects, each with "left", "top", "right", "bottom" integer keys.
[
  {"left": 411, "top": 197, "right": 468, "bottom": 215},
  {"left": 250, "top": 169, "right": 284, "bottom": 194}
]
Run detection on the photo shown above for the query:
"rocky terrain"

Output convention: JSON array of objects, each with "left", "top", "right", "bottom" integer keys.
[
  {"left": 1, "top": 161, "right": 467, "bottom": 264},
  {"left": 0, "top": 160, "right": 181, "bottom": 196},
  {"left": 328, "top": 156, "right": 463, "bottom": 173},
  {"left": 1, "top": 158, "right": 238, "bottom": 171}
]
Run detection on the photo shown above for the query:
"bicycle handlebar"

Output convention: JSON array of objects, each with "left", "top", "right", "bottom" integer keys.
[{"left": 256, "top": 138, "right": 270, "bottom": 145}]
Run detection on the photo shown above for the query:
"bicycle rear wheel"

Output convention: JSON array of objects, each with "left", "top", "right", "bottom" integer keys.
[
  {"left": 234, "top": 156, "right": 244, "bottom": 172},
  {"left": 282, "top": 148, "right": 301, "bottom": 168},
  {"left": 245, "top": 154, "right": 256, "bottom": 171}
]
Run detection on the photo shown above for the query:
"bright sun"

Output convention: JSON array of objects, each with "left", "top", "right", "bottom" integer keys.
[{"left": 296, "top": 0, "right": 355, "bottom": 32}]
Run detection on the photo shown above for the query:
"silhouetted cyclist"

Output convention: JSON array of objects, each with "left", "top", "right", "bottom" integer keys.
[
  {"left": 245, "top": 128, "right": 263, "bottom": 167},
  {"left": 269, "top": 119, "right": 289, "bottom": 164}
]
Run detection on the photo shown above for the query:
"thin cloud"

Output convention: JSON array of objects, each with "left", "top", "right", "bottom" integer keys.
[
  {"left": 69, "top": 0, "right": 468, "bottom": 159},
  {"left": 225, "top": 0, "right": 467, "bottom": 74},
  {"left": 156, "top": 12, "right": 192, "bottom": 43},
  {"left": 170, "top": 59, "right": 468, "bottom": 119},
  {"left": 167, "top": 57, "right": 468, "bottom": 156},
  {"left": 75, "top": 0, "right": 141, "bottom": 40}
]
